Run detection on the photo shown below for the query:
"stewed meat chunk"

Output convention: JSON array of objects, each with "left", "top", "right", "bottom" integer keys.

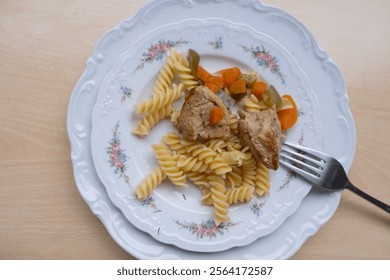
[{"left": 237, "top": 109, "right": 281, "bottom": 170}]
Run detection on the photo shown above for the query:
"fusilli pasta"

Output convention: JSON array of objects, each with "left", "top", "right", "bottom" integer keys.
[
  {"left": 200, "top": 188, "right": 213, "bottom": 206},
  {"left": 255, "top": 162, "right": 270, "bottom": 196},
  {"left": 186, "top": 171, "right": 210, "bottom": 188},
  {"left": 135, "top": 166, "right": 166, "bottom": 200},
  {"left": 204, "top": 139, "right": 227, "bottom": 153},
  {"left": 136, "top": 83, "right": 184, "bottom": 115},
  {"left": 208, "top": 175, "right": 229, "bottom": 226},
  {"left": 226, "top": 185, "right": 254, "bottom": 204},
  {"left": 241, "top": 155, "right": 257, "bottom": 187},
  {"left": 225, "top": 166, "right": 243, "bottom": 188},
  {"left": 176, "top": 154, "right": 209, "bottom": 173},
  {"left": 229, "top": 113, "right": 239, "bottom": 134},
  {"left": 152, "top": 48, "right": 181, "bottom": 94},
  {"left": 132, "top": 105, "right": 172, "bottom": 137},
  {"left": 184, "top": 143, "right": 232, "bottom": 176},
  {"left": 243, "top": 94, "right": 267, "bottom": 112},
  {"left": 152, "top": 143, "right": 188, "bottom": 188},
  {"left": 175, "top": 54, "right": 198, "bottom": 90},
  {"left": 162, "top": 131, "right": 188, "bottom": 155}
]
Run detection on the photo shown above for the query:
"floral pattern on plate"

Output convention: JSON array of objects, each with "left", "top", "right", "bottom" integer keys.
[
  {"left": 174, "top": 218, "right": 241, "bottom": 239},
  {"left": 106, "top": 121, "right": 131, "bottom": 188},
  {"left": 139, "top": 196, "right": 161, "bottom": 212},
  {"left": 250, "top": 200, "right": 266, "bottom": 217},
  {"left": 120, "top": 85, "right": 133, "bottom": 104},
  {"left": 241, "top": 45, "right": 286, "bottom": 85},
  {"left": 207, "top": 36, "right": 223, "bottom": 50},
  {"left": 135, "top": 39, "right": 189, "bottom": 71}
]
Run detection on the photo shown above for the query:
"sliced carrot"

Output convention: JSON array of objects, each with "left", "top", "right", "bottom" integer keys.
[
  {"left": 252, "top": 81, "right": 267, "bottom": 99},
  {"left": 204, "top": 81, "right": 220, "bottom": 93},
  {"left": 277, "top": 94, "right": 298, "bottom": 130},
  {"left": 197, "top": 65, "right": 212, "bottom": 83},
  {"left": 218, "top": 67, "right": 241, "bottom": 87},
  {"left": 210, "top": 107, "right": 224, "bottom": 125},
  {"left": 206, "top": 75, "right": 225, "bottom": 90},
  {"left": 229, "top": 79, "right": 247, "bottom": 95}
]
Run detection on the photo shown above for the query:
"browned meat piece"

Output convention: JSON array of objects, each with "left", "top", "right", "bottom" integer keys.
[
  {"left": 177, "top": 86, "right": 230, "bottom": 141},
  {"left": 237, "top": 109, "right": 281, "bottom": 170}
]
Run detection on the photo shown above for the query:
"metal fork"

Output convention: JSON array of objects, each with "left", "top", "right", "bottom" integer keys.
[{"left": 280, "top": 142, "right": 390, "bottom": 214}]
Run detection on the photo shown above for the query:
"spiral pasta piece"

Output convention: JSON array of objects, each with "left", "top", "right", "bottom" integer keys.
[
  {"left": 162, "top": 131, "right": 189, "bottom": 155},
  {"left": 225, "top": 166, "right": 243, "bottom": 188},
  {"left": 226, "top": 185, "right": 254, "bottom": 204},
  {"left": 241, "top": 155, "right": 257, "bottom": 187},
  {"left": 209, "top": 157, "right": 233, "bottom": 177},
  {"left": 184, "top": 143, "right": 232, "bottom": 176},
  {"left": 220, "top": 150, "right": 247, "bottom": 167},
  {"left": 152, "top": 48, "right": 181, "bottom": 94},
  {"left": 152, "top": 143, "right": 188, "bottom": 188},
  {"left": 170, "top": 108, "right": 180, "bottom": 126},
  {"left": 208, "top": 175, "right": 229, "bottom": 226},
  {"left": 177, "top": 155, "right": 209, "bottom": 173},
  {"left": 226, "top": 134, "right": 243, "bottom": 151},
  {"left": 201, "top": 188, "right": 213, "bottom": 205},
  {"left": 204, "top": 139, "right": 227, "bottom": 153},
  {"left": 255, "top": 162, "right": 270, "bottom": 196},
  {"left": 175, "top": 55, "right": 198, "bottom": 90},
  {"left": 135, "top": 166, "right": 166, "bottom": 200},
  {"left": 186, "top": 171, "right": 210, "bottom": 188},
  {"left": 136, "top": 83, "right": 184, "bottom": 115},
  {"left": 132, "top": 105, "right": 172, "bottom": 137},
  {"left": 243, "top": 94, "right": 267, "bottom": 112},
  {"left": 229, "top": 113, "right": 239, "bottom": 134}
]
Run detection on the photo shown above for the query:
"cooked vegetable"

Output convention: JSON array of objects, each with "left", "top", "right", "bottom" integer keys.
[
  {"left": 230, "top": 79, "right": 247, "bottom": 95},
  {"left": 187, "top": 49, "right": 200, "bottom": 79},
  {"left": 277, "top": 95, "right": 298, "bottom": 130},
  {"left": 262, "top": 85, "right": 282, "bottom": 109},
  {"left": 218, "top": 67, "right": 241, "bottom": 87},
  {"left": 210, "top": 107, "right": 224, "bottom": 125},
  {"left": 197, "top": 65, "right": 212, "bottom": 83},
  {"left": 229, "top": 79, "right": 247, "bottom": 101},
  {"left": 240, "top": 72, "right": 258, "bottom": 88},
  {"left": 204, "top": 81, "right": 220, "bottom": 93},
  {"left": 192, "top": 61, "right": 297, "bottom": 130},
  {"left": 252, "top": 81, "right": 267, "bottom": 99},
  {"left": 205, "top": 75, "right": 225, "bottom": 91},
  {"left": 216, "top": 89, "right": 236, "bottom": 108},
  {"left": 279, "top": 96, "right": 294, "bottom": 111}
]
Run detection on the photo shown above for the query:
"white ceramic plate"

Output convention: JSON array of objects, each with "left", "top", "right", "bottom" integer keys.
[
  {"left": 67, "top": 0, "right": 355, "bottom": 259},
  {"left": 90, "top": 17, "right": 322, "bottom": 252}
]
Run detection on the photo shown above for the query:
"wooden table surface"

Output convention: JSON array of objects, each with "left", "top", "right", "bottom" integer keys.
[{"left": 1, "top": 0, "right": 389, "bottom": 260}]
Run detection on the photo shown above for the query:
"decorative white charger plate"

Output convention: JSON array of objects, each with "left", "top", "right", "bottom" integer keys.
[
  {"left": 90, "top": 16, "right": 322, "bottom": 252},
  {"left": 67, "top": 0, "right": 356, "bottom": 259}
]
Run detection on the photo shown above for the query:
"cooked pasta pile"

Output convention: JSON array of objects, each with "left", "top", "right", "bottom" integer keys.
[{"left": 131, "top": 48, "right": 286, "bottom": 226}]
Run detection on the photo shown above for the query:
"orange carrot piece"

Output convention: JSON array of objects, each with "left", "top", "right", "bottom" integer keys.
[
  {"left": 229, "top": 79, "right": 247, "bottom": 95},
  {"left": 218, "top": 67, "right": 241, "bottom": 87},
  {"left": 252, "top": 81, "right": 267, "bottom": 99},
  {"left": 277, "top": 95, "right": 298, "bottom": 130},
  {"left": 206, "top": 75, "right": 225, "bottom": 90},
  {"left": 204, "top": 81, "right": 220, "bottom": 93},
  {"left": 197, "top": 66, "right": 212, "bottom": 83},
  {"left": 210, "top": 107, "right": 224, "bottom": 125}
]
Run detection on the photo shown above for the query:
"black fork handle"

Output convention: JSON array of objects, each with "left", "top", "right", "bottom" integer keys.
[{"left": 346, "top": 182, "right": 390, "bottom": 214}]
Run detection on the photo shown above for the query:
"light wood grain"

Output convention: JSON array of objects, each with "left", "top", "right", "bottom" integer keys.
[{"left": 0, "top": 0, "right": 389, "bottom": 260}]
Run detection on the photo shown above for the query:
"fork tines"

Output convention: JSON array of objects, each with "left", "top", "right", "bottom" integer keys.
[{"left": 279, "top": 142, "right": 326, "bottom": 183}]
